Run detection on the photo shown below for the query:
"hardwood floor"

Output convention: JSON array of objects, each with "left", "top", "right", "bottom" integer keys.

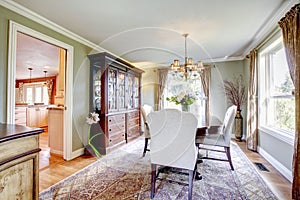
[
  {"left": 39, "top": 131, "right": 97, "bottom": 192},
  {"left": 38, "top": 132, "right": 292, "bottom": 199},
  {"left": 236, "top": 140, "right": 292, "bottom": 200}
]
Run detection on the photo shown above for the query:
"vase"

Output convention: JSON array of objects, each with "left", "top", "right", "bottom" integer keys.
[
  {"left": 234, "top": 109, "right": 243, "bottom": 141},
  {"left": 181, "top": 104, "right": 190, "bottom": 112}
]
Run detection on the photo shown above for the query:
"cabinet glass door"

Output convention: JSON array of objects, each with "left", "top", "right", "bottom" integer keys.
[
  {"left": 127, "top": 74, "right": 134, "bottom": 109},
  {"left": 118, "top": 71, "right": 126, "bottom": 110},
  {"left": 134, "top": 76, "right": 139, "bottom": 108},
  {"left": 93, "top": 69, "right": 101, "bottom": 112},
  {"left": 108, "top": 68, "right": 117, "bottom": 111}
]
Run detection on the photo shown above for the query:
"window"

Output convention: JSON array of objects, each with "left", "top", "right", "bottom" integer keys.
[
  {"left": 259, "top": 37, "right": 295, "bottom": 137},
  {"left": 163, "top": 72, "right": 206, "bottom": 126},
  {"left": 24, "top": 82, "right": 49, "bottom": 105}
]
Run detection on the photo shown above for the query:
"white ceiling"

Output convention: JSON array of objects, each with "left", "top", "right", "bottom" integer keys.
[
  {"left": 16, "top": 32, "right": 60, "bottom": 79},
  {"left": 11, "top": 0, "right": 297, "bottom": 72}
]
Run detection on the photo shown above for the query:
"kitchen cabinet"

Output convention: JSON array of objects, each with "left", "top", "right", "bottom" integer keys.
[
  {"left": 88, "top": 52, "right": 143, "bottom": 154},
  {"left": 48, "top": 107, "right": 63, "bottom": 155},
  {"left": 15, "top": 105, "right": 27, "bottom": 126},
  {"left": 26, "top": 106, "right": 48, "bottom": 128}
]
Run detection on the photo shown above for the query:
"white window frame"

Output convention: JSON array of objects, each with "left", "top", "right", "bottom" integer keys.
[
  {"left": 163, "top": 72, "right": 207, "bottom": 127},
  {"left": 258, "top": 36, "right": 295, "bottom": 145},
  {"left": 23, "top": 82, "right": 49, "bottom": 105}
]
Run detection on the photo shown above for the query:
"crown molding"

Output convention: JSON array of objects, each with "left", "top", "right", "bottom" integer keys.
[
  {"left": 0, "top": 0, "right": 107, "bottom": 52},
  {"left": 241, "top": 0, "right": 299, "bottom": 57},
  {"left": 0, "top": 0, "right": 135, "bottom": 66}
]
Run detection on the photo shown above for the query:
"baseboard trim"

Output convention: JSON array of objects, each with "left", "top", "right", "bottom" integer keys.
[
  {"left": 50, "top": 149, "right": 63, "bottom": 156},
  {"left": 257, "top": 146, "right": 292, "bottom": 182}
]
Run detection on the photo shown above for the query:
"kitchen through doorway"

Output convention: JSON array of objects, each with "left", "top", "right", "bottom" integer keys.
[{"left": 7, "top": 21, "right": 74, "bottom": 161}]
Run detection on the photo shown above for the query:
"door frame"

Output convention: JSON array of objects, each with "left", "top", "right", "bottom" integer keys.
[{"left": 7, "top": 20, "right": 74, "bottom": 160}]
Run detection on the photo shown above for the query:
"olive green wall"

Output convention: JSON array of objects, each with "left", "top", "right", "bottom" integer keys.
[
  {"left": 141, "top": 68, "right": 158, "bottom": 109},
  {"left": 210, "top": 60, "right": 248, "bottom": 129},
  {"left": 0, "top": 5, "right": 92, "bottom": 151}
]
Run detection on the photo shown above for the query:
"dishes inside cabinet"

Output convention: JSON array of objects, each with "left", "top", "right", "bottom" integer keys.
[{"left": 95, "top": 85, "right": 100, "bottom": 96}]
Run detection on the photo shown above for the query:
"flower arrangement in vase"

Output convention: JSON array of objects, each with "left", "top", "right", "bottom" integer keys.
[{"left": 166, "top": 91, "right": 197, "bottom": 111}]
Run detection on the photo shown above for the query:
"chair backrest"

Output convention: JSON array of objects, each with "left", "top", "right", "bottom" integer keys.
[
  {"left": 141, "top": 104, "right": 153, "bottom": 138},
  {"left": 147, "top": 109, "right": 198, "bottom": 170},
  {"left": 141, "top": 104, "right": 153, "bottom": 122},
  {"left": 222, "top": 105, "right": 237, "bottom": 145}
]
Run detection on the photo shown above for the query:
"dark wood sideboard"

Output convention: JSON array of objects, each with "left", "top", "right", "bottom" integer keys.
[{"left": 0, "top": 123, "right": 43, "bottom": 200}]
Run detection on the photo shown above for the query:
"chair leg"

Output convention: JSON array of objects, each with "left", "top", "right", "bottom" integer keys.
[
  {"left": 151, "top": 164, "right": 156, "bottom": 199},
  {"left": 225, "top": 147, "right": 234, "bottom": 170},
  {"left": 143, "top": 138, "right": 149, "bottom": 157},
  {"left": 188, "top": 169, "right": 194, "bottom": 200}
]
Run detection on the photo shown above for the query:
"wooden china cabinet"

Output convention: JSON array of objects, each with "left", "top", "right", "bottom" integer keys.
[{"left": 88, "top": 52, "right": 143, "bottom": 155}]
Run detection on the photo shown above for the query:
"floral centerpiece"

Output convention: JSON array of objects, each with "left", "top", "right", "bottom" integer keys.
[
  {"left": 85, "top": 112, "right": 102, "bottom": 158},
  {"left": 166, "top": 92, "right": 197, "bottom": 111}
]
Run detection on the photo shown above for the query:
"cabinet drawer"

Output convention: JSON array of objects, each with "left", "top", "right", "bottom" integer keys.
[
  {"left": 127, "top": 111, "right": 139, "bottom": 118},
  {"left": 108, "top": 114, "right": 125, "bottom": 125},
  {"left": 15, "top": 111, "right": 26, "bottom": 118},
  {"left": 0, "top": 135, "right": 38, "bottom": 164},
  {"left": 15, "top": 117, "right": 26, "bottom": 124},
  {"left": 108, "top": 123, "right": 125, "bottom": 135},
  {"left": 15, "top": 106, "right": 27, "bottom": 112},
  {"left": 108, "top": 133, "right": 125, "bottom": 146},
  {"left": 128, "top": 125, "right": 141, "bottom": 137},
  {"left": 128, "top": 118, "right": 139, "bottom": 127}
]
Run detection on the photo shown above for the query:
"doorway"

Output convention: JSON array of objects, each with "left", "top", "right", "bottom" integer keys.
[{"left": 7, "top": 21, "right": 74, "bottom": 160}]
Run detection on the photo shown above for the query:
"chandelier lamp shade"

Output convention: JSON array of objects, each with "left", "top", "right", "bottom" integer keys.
[{"left": 170, "top": 33, "right": 204, "bottom": 80}]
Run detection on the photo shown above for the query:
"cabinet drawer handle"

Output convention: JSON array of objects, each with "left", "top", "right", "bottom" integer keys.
[
  {"left": 109, "top": 139, "right": 112, "bottom": 142},
  {"left": 109, "top": 129, "right": 112, "bottom": 131},
  {"left": 109, "top": 119, "right": 112, "bottom": 122}
]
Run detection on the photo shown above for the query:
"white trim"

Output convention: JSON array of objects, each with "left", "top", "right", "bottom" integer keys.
[
  {"left": 242, "top": 0, "right": 299, "bottom": 57},
  {"left": 259, "top": 126, "right": 294, "bottom": 146},
  {"left": 0, "top": 0, "right": 103, "bottom": 52},
  {"left": 0, "top": 0, "right": 282, "bottom": 64},
  {"left": 0, "top": 0, "right": 136, "bottom": 65},
  {"left": 50, "top": 149, "right": 63, "bottom": 156},
  {"left": 257, "top": 146, "right": 292, "bottom": 182},
  {"left": 71, "top": 148, "right": 85, "bottom": 158},
  {"left": 7, "top": 21, "right": 75, "bottom": 160}
]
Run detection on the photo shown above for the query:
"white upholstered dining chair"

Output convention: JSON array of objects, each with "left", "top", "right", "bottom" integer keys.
[
  {"left": 141, "top": 104, "right": 153, "bottom": 157},
  {"left": 147, "top": 109, "right": 198, "bottom": 200},
  {"left": 196, "top": 105, "right": 237, "bottom": 170}
]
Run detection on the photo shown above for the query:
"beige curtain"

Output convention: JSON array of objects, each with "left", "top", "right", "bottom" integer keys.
[
  {"left": 157, "top": 69, "right": 169, "bottom": 110},
  {"left": 246, "top": 50, "right": 258, "bottom": 151},
  {"left": 278, "top": 3, "right": 300, "bottom": 199},
  {"left": 200, "top": 66, "right": 211, "bottom": 126}
]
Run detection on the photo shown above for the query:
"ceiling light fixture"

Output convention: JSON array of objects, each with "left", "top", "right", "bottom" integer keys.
[
  {"left": 43, "top": 70, "right": 47, "bottom": 86},
  {"left": 170, "top": 33, "right": 204, "bottom": 80},
  {"left": 28, "top": 67, "right": 33, "bottom": 83}
]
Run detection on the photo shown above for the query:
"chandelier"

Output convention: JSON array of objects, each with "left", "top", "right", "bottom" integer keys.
[{"left": 170, "top": 33, "right": 204, "bottom": 80}]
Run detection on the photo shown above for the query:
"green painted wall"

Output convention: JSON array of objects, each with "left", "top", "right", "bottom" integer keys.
[{"left": 0, "top": 5, "right": 92, "bottom": 151}]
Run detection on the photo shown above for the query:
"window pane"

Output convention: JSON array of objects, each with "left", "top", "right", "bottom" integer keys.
[
  {"left": 43, "top": 86, "right": 49, "bottom": 104},
  {"left": 35, "top": 87, "right": 42, "bottom": 103},
  {"left": 268, "top": 98, "right": 295, "bottom": 131},
  {"left": 26, "top": 87, "right": 33, "bottom": 105},
  {"left": 271, "top": 48, "right": 294, "bottom": 96}
]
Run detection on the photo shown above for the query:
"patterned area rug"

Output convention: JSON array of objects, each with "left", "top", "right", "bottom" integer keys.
[{"left": 39, "top": 137, "right": 277, "bottom": 200}]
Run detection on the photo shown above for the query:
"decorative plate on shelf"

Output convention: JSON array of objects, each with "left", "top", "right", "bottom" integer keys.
[{"left": 95, "top": 85, "right": 100, "bottom": 96}]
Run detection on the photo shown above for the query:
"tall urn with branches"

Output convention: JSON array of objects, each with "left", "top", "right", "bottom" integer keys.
[{"left": 223, "top": 75, "right": 246, "bottom": 141}]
